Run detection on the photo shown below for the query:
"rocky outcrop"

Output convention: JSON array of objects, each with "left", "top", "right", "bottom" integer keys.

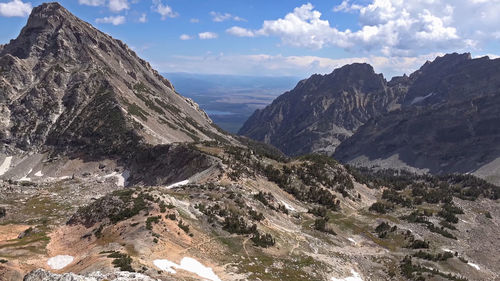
[
  {"left": 23, "top": 269, "right": 158, "bottom": 281},
  {"left": 0, "top": 3, "right": 227, "bottom": 157},
  {"left": 238, "top": 63, "right": 406, "bottom": 156}
]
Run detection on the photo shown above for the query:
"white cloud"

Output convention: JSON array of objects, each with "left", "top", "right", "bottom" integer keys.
[
  {"left": 0, "top": 0, "right": 31, "bottom": 17},
  {"left": 198, "top": 32, "right": 218, "bottom": 40},
  {"left": 180, "top": 34, "right": 192, "bottom": 40},
  {"left": 226, "top": 26, "right": 255, "bottom": 37},
  {"left": 153, "top": 52, "right": 445, "bottom": 78},
  {"left": 96, "top": 15, "right": 126, "bottom": 25},
  {"left": 139, "top": 13, "right": 146, "bottom": 23},
  {"left": 109, "top": 0, "right": 128, "bottom": 12},
  {"left": 190, "top": 18, "right": 199, "bottom": 23},
  {"left": 228, "top": 1, "right": 500, "bottom": 56},
  {"left": 153, "top": 0, "right": 178, "bottom": 20},
  {"left": 78, "top": 0, "right": 105, "bottom": 7},
  {"left": 210, "top": 11, "right": 245, "bottom": 22}
]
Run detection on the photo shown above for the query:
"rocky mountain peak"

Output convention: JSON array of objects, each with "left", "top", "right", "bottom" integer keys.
[
  {"left": 239, "top": 62, "right": 404, "bottom": 156},
  {"left": 0, "top": 2, "right": 228, "bottom": 156},
  {"left": 333, "top": 63, "right": 376, "bottom": 77}
]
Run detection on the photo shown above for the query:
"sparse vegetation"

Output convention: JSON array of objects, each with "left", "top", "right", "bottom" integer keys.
[
  {"left": 178, "top": 220, "right": 190, "bottom": 234},
  {"left": 400, "top": 256, "right": 468, "bottom": 281},
  {"left": 313, "top": 218, "right": 336, "bottom": 235},
  {"left": 251, "top": 231, "right": 276, "bottom": 248},
  {"left": 146, "top": 216, "right": 161, "bottom": 230},
  {"left": 107, "top": 251, "right": 134, "bottom": 272},
  {"left": 369, "top": 201, "right": 393, "bottom": 214}
]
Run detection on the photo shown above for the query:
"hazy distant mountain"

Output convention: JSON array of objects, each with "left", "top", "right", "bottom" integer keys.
[{"left": 165, "top": 72, "right": 298, "bottom": 133}]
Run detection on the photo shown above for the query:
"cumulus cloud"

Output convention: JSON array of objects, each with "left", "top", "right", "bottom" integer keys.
[
  {"left": 109, "top": 0, "right": 128, "bottom": 12},
  {"left": 226, "top": 26, "right": 255, "bottom": 37},
  {"left": 210, "top": 11, "right": 245, "bottom": 22},
  {"left": 198, "top": 32, "right": 218, "bottom": 40},
  {"left": 153, "top": 0, "right": 178, "bottom": 20},
  {"left": 96, "top": 15, "right": 126, "bottom": 25},
  {"left": 78, "top": 0, "right": 105, "bottom": 7},
  {"left": 139, "top": 13, "right": 146, "bottom": 23},
  {"left": 153, "top": 52, "right": 445, "bottom": 78},
  {"left": 180, "top": 34, "right": 192, "bottom": 40},
  {"left": 228, "top": 1, "right": 500, "bottom": 56},
  {"left": 190, "top": 18, "right": 199, "bottom": 23},
  {"left": 0, "top": 0, "right": 32, "bottom": 17}
]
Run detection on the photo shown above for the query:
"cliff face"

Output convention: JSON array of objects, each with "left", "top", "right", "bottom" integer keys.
[
  {"left": 0, "top": 3, "right": 226, "bottom": 157},
  {"left": 239, "top": 63, "right": 406, "bottom": 156}
]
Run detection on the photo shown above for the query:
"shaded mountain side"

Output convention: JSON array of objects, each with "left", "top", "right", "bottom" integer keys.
[
  {"left": 239, "top": 63, "right": 406, "bottom": 156},
  {"left": 334, "top": 55, "right": 500, "bottom": 183},
  {"left": 0, "top": 2, "right": 230, "bottom": 158},
  {"left": 335, "top": 93, "right": 500, "bottom": 176}
]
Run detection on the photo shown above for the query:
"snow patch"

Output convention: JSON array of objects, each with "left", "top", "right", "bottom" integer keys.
[
  {"left": 166, "top": 180, "right": 189, "bottom": 189},
  {"left": 103, "top": 170, "right": 129, "bottom": 187},
  {"left": 347, "top": 238, "right": 356, "bottom": 244},
  {"left": 331, "top": 269, "right": 364, "bottom": 281},
  {"left": 468, "top": 262, "right": 480, "bottom": 270},
  {"left": 47, "top": 255, "right": 74, "bottom": 270},
  {"left": 19, "top": 168, "right": 32, "bottom": 182},
  {"left": 34, "top": 170, "right": 43, "bottom": 177},
  {"left": 411, "top": 92, "right": 434, "bottom": 105},
  {"left": 281, "top": 201, "right": 295, "bottom": 211},
  {"left": 0, "top": 156, "right": 12, "bottom": 176},
  {"left": 442, "top": 248, "right": 453, "bottom": 253},
  {"left": 154, "top": 257, "right": 221, "bottom": 281}
]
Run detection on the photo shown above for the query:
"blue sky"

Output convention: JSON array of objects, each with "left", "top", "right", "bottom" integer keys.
[{"left": 1, "top": 0, "right": 500, "bottom": 78}]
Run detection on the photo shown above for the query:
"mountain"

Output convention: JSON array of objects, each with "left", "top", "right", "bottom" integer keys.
[
  {"left": 335, "top": 54, "right": 500, "bottom": 184},
  {"left": 0, "top": 2, "right": 226, "bottom": 157},
  {"left": 238, "top": 63, "right": 407, "bottom": 156},
  {"left": 0, "top": 2, "right": 232, "bottom": 185},
  {"left": 0, "top": 4, "right": 499, "bottom": 281},
  {"left": 240, "top": 53, "right": 500, "bottom": 184}
]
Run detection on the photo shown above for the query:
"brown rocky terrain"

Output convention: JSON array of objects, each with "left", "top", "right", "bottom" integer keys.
[{"left": 1, "top": 141, "right": 499, "bottom": 281}]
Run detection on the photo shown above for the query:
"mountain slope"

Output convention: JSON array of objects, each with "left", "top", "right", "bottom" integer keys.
[
  {"left": 0, "top": 2, "right": 225, "bottom": 157},
  {"left": 335, "top": 54, "right": 500, "bottom": 184},
  {"left": 238, "top": 63, "right": 406, "bottom": 156}
]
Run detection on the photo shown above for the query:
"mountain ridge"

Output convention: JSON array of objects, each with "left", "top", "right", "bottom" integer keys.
[{"left": 239, "top": 52, "right": 500, "bottom": 184}]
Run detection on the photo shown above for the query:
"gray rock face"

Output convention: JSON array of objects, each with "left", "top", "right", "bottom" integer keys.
[
  {"left": 334, "top": 54, "right": 500, "bottom": 179},
  {"left": 23, "top": 269, "right": 158, "bottom": 281},
  {"left": 238, "top": 63, "right": 406, "bottom": 156},
  {"left": 0, "top": 3, "right": 225, "bottom": 157}
]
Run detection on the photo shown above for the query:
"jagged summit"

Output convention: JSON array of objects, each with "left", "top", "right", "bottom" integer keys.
[
  {"left": 239, "top": 61, "right": 405, "bottom": 156},
  {"left": 0, "top": 2, "right": 228, "bottom": 156}
]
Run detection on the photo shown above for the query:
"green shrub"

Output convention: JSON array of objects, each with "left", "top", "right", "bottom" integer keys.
[
  {"left": 107, "top": 252, "right": 134, "bottom": 272},
  {"left": 251, "top": 231, "right": 275, "bottom": 248}
]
